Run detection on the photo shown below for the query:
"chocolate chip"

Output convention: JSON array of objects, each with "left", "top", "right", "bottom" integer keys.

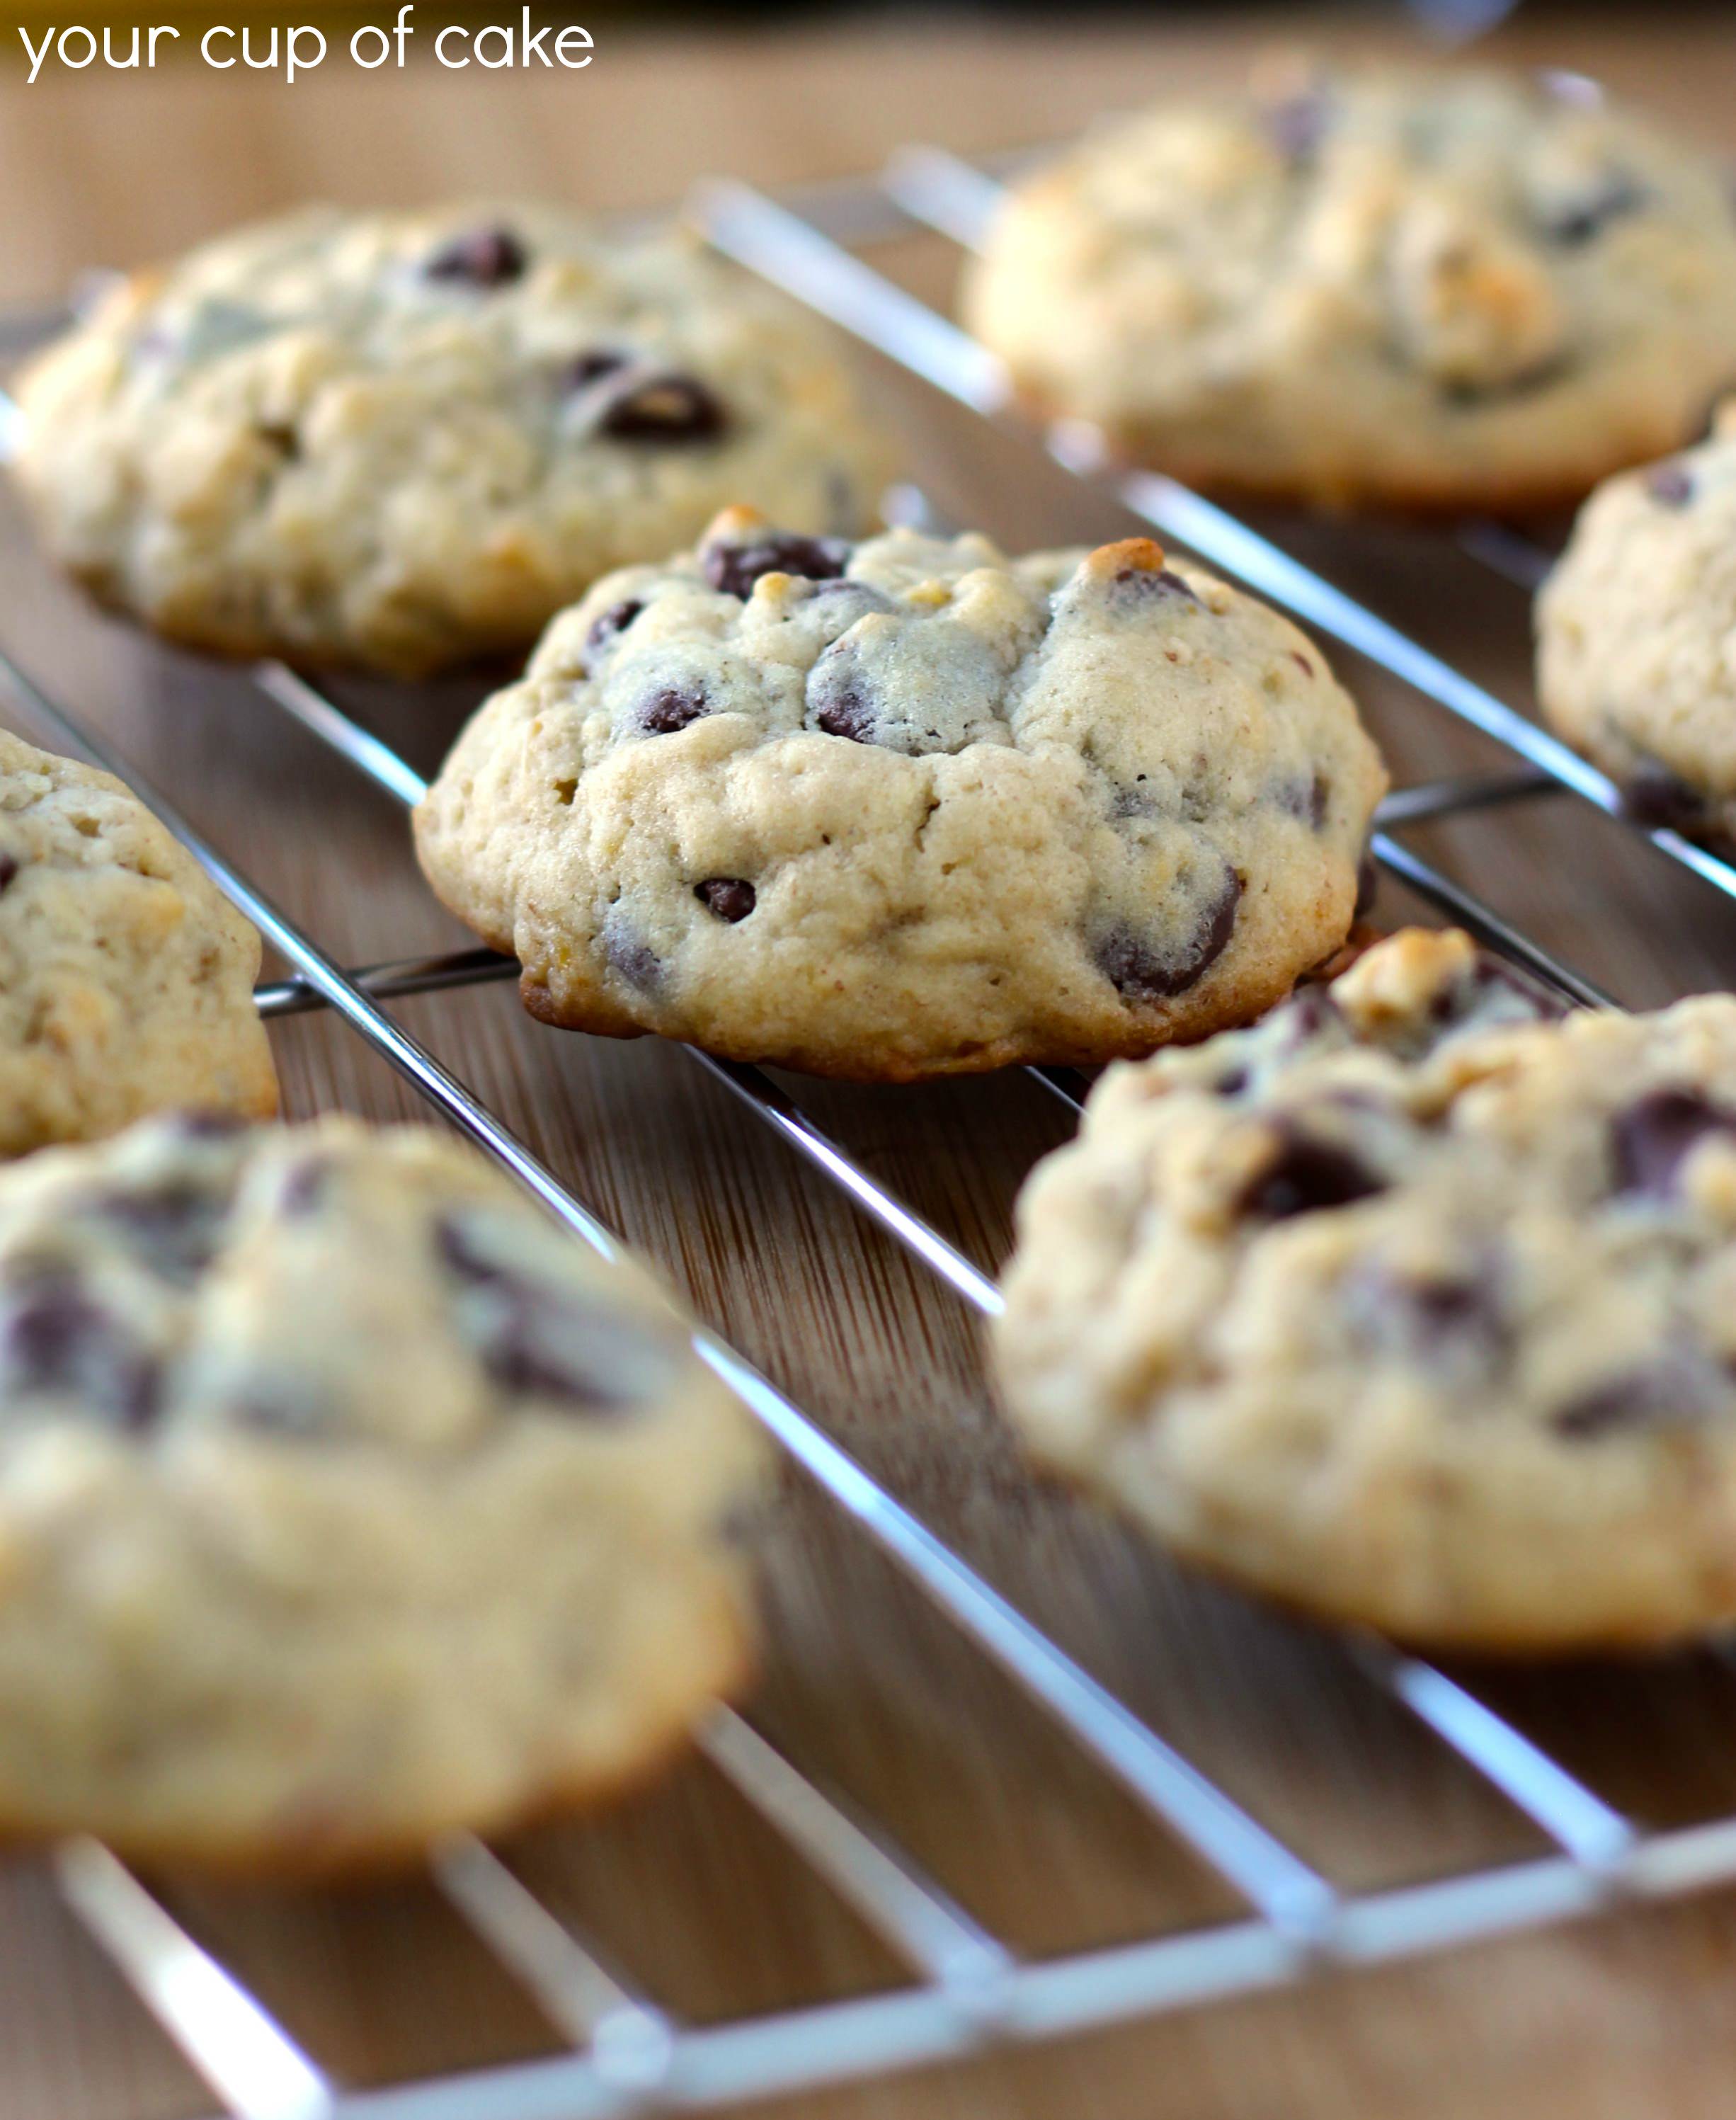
[
  {"left": 605, "top": 926, "right": 661, "bottom": 992},
  {"left": 1647, "top": 462, "right": 1696, "bottom": 508},
  {"left": 1262, "top": 87, "right": 1330, "bottom": 164},
  {"left": 1542, "top": 173, "right": 1648, "bottom": 246},
  {"left": 586, "top": 599, "right": 643, "bottom": 652},
  {"left": 1429, "top": 955, "right": 1564, "bottom": 1034},
  {"left": 1238, "top": 1128, "right": 1384, "bottom": 1220},
  {"left": 1279, "top": 773, "right": 1330, "bottom": 828},
  {"left": 1112, "top": 564, "right": 1200, "bottom": 605},
  {"left": 639, "top": 686, "right": 709, "bottom": 736},
  {"left": 435, "top": 1217, "right": 675, "bottom": 1415},
  {"left": 809, "top": 659, "right": 877, "bottom": 743},
  {"left": 172, "top": 1110, "right": 248, "bottom": 1141},
  {"left": 0, "top": 854, "right": 18, "bottom": 894},
  {"left": 0, "top": 1277, "right": 157, "bottom": 1427},
  {"left": 1553, "top": 1355, "right": 1716, "bottom": 1440},
  {"left": 1390, "top": 1272, "right": 1504, "bottom": 1352},
  {"left": 93, "top": 1181, "right": 224, "bottom": 1282},
  {"left": 426, "top": 225, "right": 528, "bottom": 289},
  {"left": 278, "top": 1153, "right": 334, "bottom": 1216},
  {"left": 567, "top": 348, "right": 629, "bottom": 389},
  {"left": 595, "top": 373, "right": 727, "bottom": 443},
  {"left": 1353, "top": 849, "right": 1378, "bottom": 918},
  {"left": 695, "top": 878, "right": 756, "bottom": 923},
  {"left": 1621, "top": 758, "right": 1708, "bottom": 832},
  {"left": 704, "top": 533, "right": 848, "bottom": 600},
  {"left": 256, "top": 422, "right": 299, "bottom": 460},
  {"left": 1610, "top": 1088, "right": 1736, "bottom": 1199},
  {"left": 1281, "top": 984, "right": 1342, "bottom": 1042},
  {"left": 1098, "top": 870, "right": 1242, "bottom": 1001}
]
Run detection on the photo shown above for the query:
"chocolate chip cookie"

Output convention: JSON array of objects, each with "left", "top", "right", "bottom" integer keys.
[
  {"left": 995, "top": 927, "right": 1736, "bottom": 1651},
  {"left": 1538, "top": 404, "right": 1736, "bottom": 845},
  {"left": 412, "top": 509, "right": 1387, "bottom": 1081},
  {"left": 13, "top": 205, "right": 892, "bottom": 676},
  {"left": 0, "top": 728, "right": 277, "bottom": 1157},
  {"left": 964, "top": 63, "right": 1736, "bottom": 512},
  {"left": 0, "top": 1112, "right": 762, "bottom": 1868}
]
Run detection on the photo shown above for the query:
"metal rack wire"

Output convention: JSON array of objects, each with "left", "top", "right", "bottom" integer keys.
[{"left": 5, "top": 149, "right": 1736, "bottom": 2120}]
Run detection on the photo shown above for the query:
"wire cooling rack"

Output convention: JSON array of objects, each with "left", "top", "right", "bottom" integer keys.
[{"left": 4, "top": 152, "right": 1736, "bottom": 2120}]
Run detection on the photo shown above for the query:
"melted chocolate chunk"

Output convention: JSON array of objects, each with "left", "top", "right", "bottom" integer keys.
[
  {"left": 426, "top": 225, "right": 528, "bottom": 289},
  {"left": 1098, "top": 870, "right": 1242, "bottom": 1001},
  {"left": 567, "top": 348, "right": 629, "bottom": 389},
  {"left": 1647, "top": 461, "right": 1696, "bottom": 509},
  {"left": 595, "top": 373, "right": 727, "bottom": 443},
  {"left": 704, "top": 534, "right": 848, "bottom": 600},
  {"left": 1610, "top": 1087, "right": 1736, "bottom": 1199},
  {"left": 639, "top": 686, "right": 709, "bottom": 736},
  {"left": 1238, "top": 1128, "right": 1384, "bottom": 1220},
  {"left": 255, "top": 422, "right": 300, "bottom": 461},
  {"left": 586, "top": 598, "right": 643, "bottom": 652},
  {"left": 1621, "top": 758, "right": 1708, "bottom": 832},
  {"left": 0, "top": 854, "right": 18, "bottom": 894},
  {"left": 1541, "top": 173, "right": 1648, "bottom": 246},
  {"left": 695, "top": 877, "right": 756, "bottom": 923},
  {"left": 0, "top": 1277, "right": 157, "bottom": 1427}
]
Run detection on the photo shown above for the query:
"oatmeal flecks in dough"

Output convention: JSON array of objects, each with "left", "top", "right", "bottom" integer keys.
[
  {"left": 0, "top": 1114, "right": 763, "bottom": 1869},
  {"left": 1538, "top": 403, "right": 1736, "bottom": 847},
  {"left": 413, "top": 508, "right": 1387, "bottom": 1081},
  {"left": 0, "top": 728, "right": 277, "bottom": 1157},
  {"left": 14, "top": 205, "right": 893, "bottom": 676},
  {"left": 964, "top": 64, "right": 1736, "bottom": 512},
  {"left": 996, "top": 927, "right": 1736, "bottom": 1652}
]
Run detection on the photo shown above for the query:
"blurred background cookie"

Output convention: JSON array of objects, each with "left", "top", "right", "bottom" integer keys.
[
  {"left": 964, "top": 61, "right": 1736, "bottom": 513},
  {"left": 13, "top": 205, "right": 895, "bottom": 676},
  {"left": 1538, "top": 402, "right": 1736, "bottom": 847},
  {"left": 0, "top": 1113, "right": 763, "bottom": 1868},
  {"left": 0, "top": 727, "right": 276, "bottom": 1156}
]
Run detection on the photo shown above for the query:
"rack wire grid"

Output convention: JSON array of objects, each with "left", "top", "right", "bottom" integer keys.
[{"left": 4, "top": 146, "right": 1736, "bottom": 2120}]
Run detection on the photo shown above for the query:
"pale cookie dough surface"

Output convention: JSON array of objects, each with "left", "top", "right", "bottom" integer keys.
[
  {"left": 996, "top": 928, "right": 1736, "bottom": 1652},
  {"left": 0, "top": 729, "right": 277, "bottom": 1158},
  {"left": 1538, "top": 403, "right": 1736, "bottom": 845},
  {"left": 413, "top": 508, "right": 1387, "bottom": 1082},
  {"left": 964, "top": 64, "right": 1736, "bottom": 511},
  {"left": 14, "top": 205, "right": 893, "bottom": 676},
  {"left": 0, "top": 1113, "right": 763, "bottom": 1869}
]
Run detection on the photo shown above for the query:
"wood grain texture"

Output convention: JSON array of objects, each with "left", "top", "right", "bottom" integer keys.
[{"left": 5, "top": 11, "right": 1736, "bottom": 2119}]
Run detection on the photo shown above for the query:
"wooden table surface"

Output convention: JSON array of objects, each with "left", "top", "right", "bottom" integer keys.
[{"left": 7, "top": 10, "right": 1736, "bottom": 2120}]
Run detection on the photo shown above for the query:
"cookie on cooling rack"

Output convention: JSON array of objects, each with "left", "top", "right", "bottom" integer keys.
[
  {"left": 993, "top": 925, "right": 1736, "bottom": 1652},
  {"left": 411, "top": 507, "right": 1388, "bottom": 1081},
  {"left": 1538, "top": 406, "right": 1736, "bottom": 847},
  {"left": 0, "top": 727, "right": 277, "bottom": 1158},
  {"left": 961, "top": 62, "right": 1736, "bottom": 513},
  {"left": 0, "top": 1112, "right": 763, "bottom": 1869},
  {"left": 11, "top": 205, "right": 893, "bottom": 678}
]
